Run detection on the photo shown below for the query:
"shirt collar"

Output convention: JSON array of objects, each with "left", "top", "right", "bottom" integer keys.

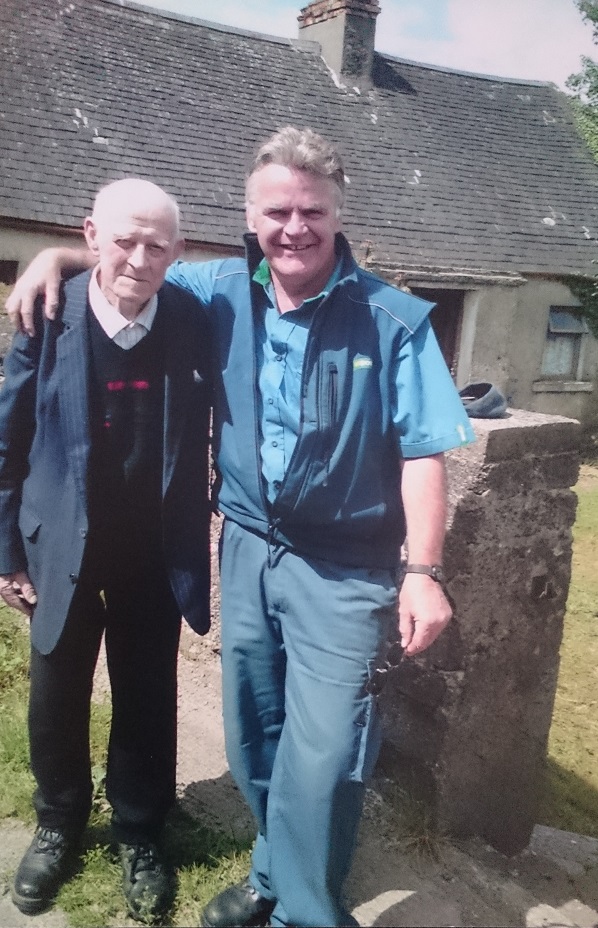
[
  {"left": 88, "top": 266, "right": 158, "bottom": 338},
  {"left": 252, "top": 256, "right": 344, "bottom": 309}
]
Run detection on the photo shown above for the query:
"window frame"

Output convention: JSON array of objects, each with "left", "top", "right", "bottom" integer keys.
[{"left": 540, "top": 306, "right": 589, "bottom": 382}]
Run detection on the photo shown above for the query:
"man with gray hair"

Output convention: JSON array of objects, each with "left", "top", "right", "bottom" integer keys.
[
  {"left": 0, "top": 178, "right": 212, "bottom": 921},
  {"left": 7, "top": 127, "right": 474, "bottom": 927}
]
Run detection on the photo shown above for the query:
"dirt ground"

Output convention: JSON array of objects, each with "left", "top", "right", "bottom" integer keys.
[{"left": 172, "top": 620, "right": 598, "bottom": 928}]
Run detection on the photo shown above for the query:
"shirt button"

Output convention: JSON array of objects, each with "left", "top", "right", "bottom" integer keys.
[
  {"left": 268, "top": 398, "right": 274, "bottom": 405},
  {"left": 69, "top": 573, "right": 78, "bottom": 584},
  {"left": 272, "top": 441, "right": 278, "bottom": 447},
  {"left": 275, "top": 355, "right": 283, "bottom": 362},
  {"left": 273, "top": 481, "right": 282, "bottom": 490}
]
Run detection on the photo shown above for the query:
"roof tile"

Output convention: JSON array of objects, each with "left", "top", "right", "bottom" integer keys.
[{"left": 1, "top": 0, "right": 597, "bottom": 274}]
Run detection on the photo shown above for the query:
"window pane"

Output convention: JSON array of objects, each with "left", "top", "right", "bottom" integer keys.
[
  {"left": 541, "top": 332, "right": 575, "bottom": 377},
  {"left": 548, "top": 308, "right": 588, "bottom": 334}
]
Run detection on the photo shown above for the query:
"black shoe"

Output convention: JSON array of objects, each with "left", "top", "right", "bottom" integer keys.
[
  {"left": 11, "top": 826, "right": 79, "bottom": 915},
  {"left": 200, "top": 879, "right": 275, "bottom": 928},
  {"left": 119, "top": 841, "right": 174, "bottom": 922}
]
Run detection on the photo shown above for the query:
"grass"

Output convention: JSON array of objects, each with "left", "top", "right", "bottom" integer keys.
[
  {"left": 0, "top": 604, "right": 251, "bottom": 926},
  {"left": 0, "top": 608, "right": 113, "bottom": 823},
  {"left": 538, "top": 468, "right": 598, "bottom": 837},
  {"left": 0, "top": 610, "right": 33, "bottom": 820},
  {"left": 389, "top": 787, "right": 449, "bottom": 861},
  {"left": 57, "top": 809, "right": 251, "bottom": 927}
]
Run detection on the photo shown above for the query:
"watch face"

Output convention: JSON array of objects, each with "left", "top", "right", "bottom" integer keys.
[{"left": 432, "top": 566, "right": 446, "bottom": 583}]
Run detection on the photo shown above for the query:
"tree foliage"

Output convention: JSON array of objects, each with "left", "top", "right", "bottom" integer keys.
[
  {"left": 570, "top": 97, "right": 598, "bottom": 160},
  {"left": 577, "top": 0, "right": 598, "bottom": 34},
  {"left": 567, "top": 0, "right": 598, "bottom": 104},
  {"left": 564, "top": 1, "right": 598, "bottom": 326},
  {"left": 564, "top": 275, "right": 598, "bottom": 339},
  {"left": 566, "top": 1, "right": 598, "bottom": 160}
]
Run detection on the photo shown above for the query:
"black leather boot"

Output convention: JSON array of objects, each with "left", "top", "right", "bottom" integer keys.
[
  {"left": 119, "top": 841, "right": 174, "bottom": 922},
  {"left": 200, "top": 879, "right": 276, "bottom": 927},
  {"left": 11, "top": 826, "right": 79, "bottom": 915}
]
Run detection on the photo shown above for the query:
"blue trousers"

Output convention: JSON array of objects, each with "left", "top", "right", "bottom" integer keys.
[{"left": 219, "top": 520, "right": 396, "bottom": 928}]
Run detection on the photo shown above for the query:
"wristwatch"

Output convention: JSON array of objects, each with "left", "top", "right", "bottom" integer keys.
[{"left": 404, "top": 564, "right": 446, "bottom": 583}]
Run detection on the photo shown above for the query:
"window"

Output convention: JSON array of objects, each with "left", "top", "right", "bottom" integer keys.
[{"left": 540, "top": 307, "right": 589, "bottom": 380}]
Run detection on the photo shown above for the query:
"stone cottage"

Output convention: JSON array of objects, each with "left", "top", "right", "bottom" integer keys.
[{"left": 1, "top": 0, "right": 598, "bottom": 431}]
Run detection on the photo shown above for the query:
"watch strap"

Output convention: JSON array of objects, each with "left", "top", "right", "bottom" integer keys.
[{"left": 404, "top": 563, "right": 443, "bottom": 581}]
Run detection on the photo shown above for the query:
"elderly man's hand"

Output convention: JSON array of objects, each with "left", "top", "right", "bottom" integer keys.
[
  {"left": 5, "top": 247, "right": 71, "bottom": 337},
  {"left": 0, "top": 571, "right": 37, "bottom": 617},
  {"left": 398, "top": 572, "right": 452, "bottom": 656}
]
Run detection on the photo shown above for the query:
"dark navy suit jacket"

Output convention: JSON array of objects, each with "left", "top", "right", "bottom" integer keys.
[{"left": 0, "top": 271, "right": 212, "bottom": 654}]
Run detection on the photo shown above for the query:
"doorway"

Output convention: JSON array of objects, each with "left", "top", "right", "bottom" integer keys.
[{"left": 411, "top": 287, "right": 464, "bottom": 378}]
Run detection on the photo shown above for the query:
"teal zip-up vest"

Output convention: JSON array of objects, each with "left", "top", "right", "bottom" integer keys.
[{"left": 209, "top": 234, "right": 434, "bottom": 570}]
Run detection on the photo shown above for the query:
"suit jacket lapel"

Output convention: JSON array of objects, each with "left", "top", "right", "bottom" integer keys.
[{"left": 57, "top": 273, "right": 93, "bottom": 504}]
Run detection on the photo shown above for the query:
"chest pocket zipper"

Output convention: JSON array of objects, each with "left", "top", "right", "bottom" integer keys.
[{"left": 324, "top": 362, "right": 338, "bottom": 483}]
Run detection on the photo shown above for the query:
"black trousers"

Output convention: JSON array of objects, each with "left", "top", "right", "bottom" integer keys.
[{"left": 28, "top": 553, "right": 181, "bottom": 844}]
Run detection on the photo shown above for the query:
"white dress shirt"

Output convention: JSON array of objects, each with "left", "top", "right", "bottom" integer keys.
[{"left": 88, "top": 267, "right": 158, "bottom": 349}]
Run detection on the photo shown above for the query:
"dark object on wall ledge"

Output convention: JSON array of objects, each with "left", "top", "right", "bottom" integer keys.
[{"left": 459, "top": 382, "right": 508, "bottom": 418}]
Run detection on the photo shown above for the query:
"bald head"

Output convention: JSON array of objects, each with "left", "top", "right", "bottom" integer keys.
[
  {"left": 84, "top": 178, "right": 184, "bottom": 319},
  {"left": 92, "top": 178, "right": 180, "bottom": 239}
]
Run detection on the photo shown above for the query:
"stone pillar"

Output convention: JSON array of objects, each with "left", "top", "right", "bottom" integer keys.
[{"left": 377, "top": 409, "right": 580, "bottom": 855}]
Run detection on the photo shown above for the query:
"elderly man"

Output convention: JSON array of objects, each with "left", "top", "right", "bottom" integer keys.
[
  {"left": 0, "top": 178, "right": 212, "bottom": 921},
  {"left": 7, "top": 127, "right": 474, "bottom": 928}
]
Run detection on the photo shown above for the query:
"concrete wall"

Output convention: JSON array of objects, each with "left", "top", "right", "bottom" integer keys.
[
  {"left": 0, "top": 226, "right": 232, "bottom": 279},
  {"left": 377, "top": 409, "right": 580, "bottom": 855},
  {"left": 456, "top": 279, "right": 598, "bottom": 433},
  {"left": 508, "top": 280, "right": 598, "bottom": 430},
  {"left": 0, "top": 227, "right": 83, "bottom": 279}
]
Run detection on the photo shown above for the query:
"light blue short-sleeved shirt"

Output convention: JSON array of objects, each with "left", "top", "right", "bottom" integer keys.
[
  {"left": 391, "top": 318, "right": 473, "bottom": 458},
  {"left": 252, "top": 258, "right": 344, "bottom": 501},
  {"left": 166, "top": 259, "right": 474, "bottom": 500}
]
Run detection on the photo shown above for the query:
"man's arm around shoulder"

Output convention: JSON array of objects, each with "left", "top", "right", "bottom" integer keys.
[{"left": 6, "top": 247, "right": 94, "bottom": 336}]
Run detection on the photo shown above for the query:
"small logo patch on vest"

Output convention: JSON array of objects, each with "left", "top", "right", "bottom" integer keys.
[{"left": 353, "top": 357, "right": 373, "bottom": 371}]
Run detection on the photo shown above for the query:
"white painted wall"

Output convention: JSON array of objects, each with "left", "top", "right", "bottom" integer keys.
[
  {"left": 0, "top": 226, "right": 235, "bottom": 278},
  {"left": 458, "top": 278, "right": 598, "bottom": 429}
]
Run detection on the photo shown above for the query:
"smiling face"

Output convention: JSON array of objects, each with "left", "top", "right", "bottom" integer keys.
[
  {"left": 246, "top": 164, "right": 342, "bottom": 309},
  {"left": 84, "top": 180, "right": 184, "bottom": 319}
]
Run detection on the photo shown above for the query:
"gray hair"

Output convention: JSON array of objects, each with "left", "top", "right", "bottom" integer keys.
[{"left": 247, "top": 127, "right": 346, "bottom": 209}]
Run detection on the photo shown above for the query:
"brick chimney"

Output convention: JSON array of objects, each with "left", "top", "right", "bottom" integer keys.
[{"left": 298, "top": 0, "right": 381, "bottom": 90}]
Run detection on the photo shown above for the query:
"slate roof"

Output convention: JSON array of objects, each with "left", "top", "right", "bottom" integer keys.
[{"left": 1, "top": 0, "right": 598, "bottom": 278}]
